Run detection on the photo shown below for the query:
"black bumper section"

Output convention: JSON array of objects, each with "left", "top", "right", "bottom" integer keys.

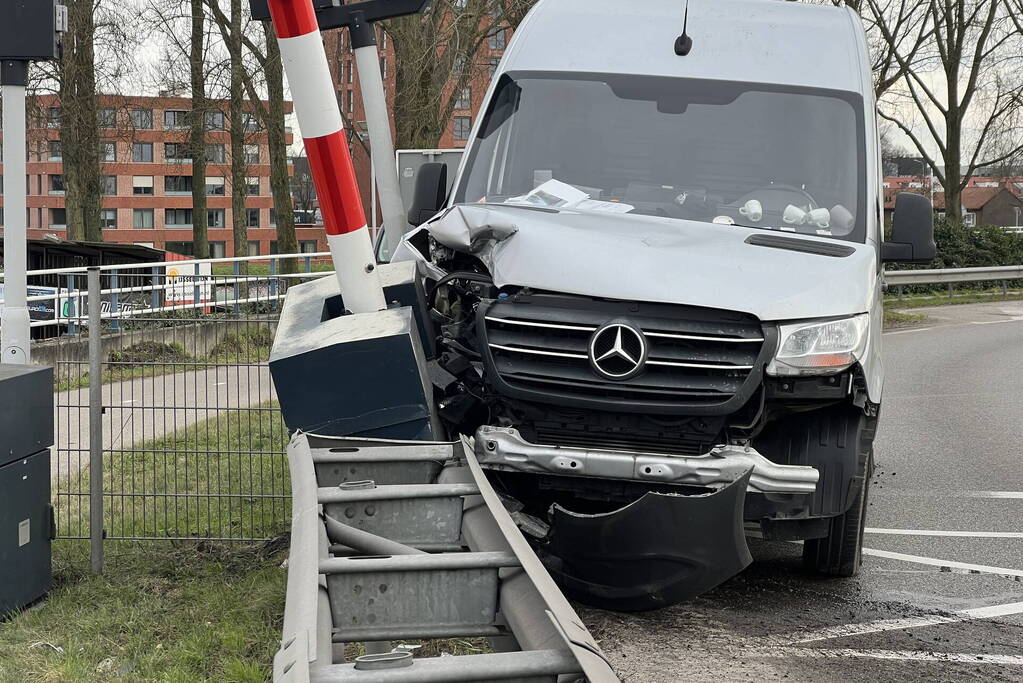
[{"left": 538, "top": 470, "right": 753, "bottom": 611}]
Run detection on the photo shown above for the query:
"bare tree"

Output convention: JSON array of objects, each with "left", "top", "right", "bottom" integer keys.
[
  {"left": 228, "top": 0, "right": 248, "bottom": 263},
  {"left": 384, "top": 0, "right": 524, "bottom": 148},
  {"left": 190, "top": 0, "right": 211, "bottom": 259},
  {"left": 875, "top": 0, "right": 1023, "bottom": 220},
  {"left": 290, "top": 157, "right": 317, "bottom": 216},
  {"left": 204, "top": 0, "right": 298, "bottom": 272}
]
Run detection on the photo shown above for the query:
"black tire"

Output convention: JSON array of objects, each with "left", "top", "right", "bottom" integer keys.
[{"left": 802, "top": 450, "right": 873, "bottom": 577}]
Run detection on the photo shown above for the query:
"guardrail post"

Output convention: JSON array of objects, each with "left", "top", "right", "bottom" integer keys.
[
  {"left": 87, "top": 267, "right": 104, "bottom": 575},
  {"left": 150, "top": 266, "right": 161, "bottom": 310},
  {"left": 1002, "top": 280, "right": 1008, "bottom": 296},
  {"left": 233, "top": 260, "right": 241, "bottom": 316},
  {"left": 947, "top": 283, "right": 953, "bottom": 298},
  {"left": 109, "top": 272, "right": 120, "bottom": 331},
  {"left": 897, "top": 285, "right": 904, "bottom": 300},
  {"left": 270, "top": 259, "right": 278, "bottom": 310},
  {"left": 305, "top": 255, "right": 311, "bottom": 273},
  {"left": 67, "top": 274, "right": 78, "bottom": 336},
  {"left": 193, "top": 262, "right": 201, "bottom": 312}
]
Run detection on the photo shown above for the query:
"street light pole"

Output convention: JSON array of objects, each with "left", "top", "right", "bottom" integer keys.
[{"left": 1, "top": 60, "right": 31, "bottom": 364}]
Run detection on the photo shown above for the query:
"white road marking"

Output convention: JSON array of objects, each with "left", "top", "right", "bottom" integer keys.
[
  {"left": 121, "top": 399, "right": 134, "bottom": 404},
  {"left": 865, "top": 528, "right": 1023, "bottom": 539},
  {"left": 884, "top": 327, "right": 933, "bottom": 335},
  {"left": 753, "top": 647, "right": 1023, "bottom": 666},
  {"left": 863, "top": 548, "right": 1023, "bottom": 578},
  {"left": 215, "top": 382, "right": 227, "bottom": 386},
  {"left": 786, "top": 601, "right": 1023, "bottom": 644},
  {"left": 961, "top": 491, "right": 1023, "bottom": 499}
]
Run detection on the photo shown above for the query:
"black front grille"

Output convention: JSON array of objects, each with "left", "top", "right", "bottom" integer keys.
[{"left": 479, "top": 293, "right": 771, "bottom": 414}]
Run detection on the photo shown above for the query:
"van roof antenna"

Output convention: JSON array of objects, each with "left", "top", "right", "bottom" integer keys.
[{"left": 674, "top": 0, "right": 693, "bottom": 56}]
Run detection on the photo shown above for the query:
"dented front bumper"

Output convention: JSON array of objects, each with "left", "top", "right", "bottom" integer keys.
[{"left": 474, "top": 426, "right": 820, "bottom": 610}]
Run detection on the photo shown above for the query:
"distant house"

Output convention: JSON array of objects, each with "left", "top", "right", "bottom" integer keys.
[{"left": 883, "top": 180, "right": 1023, "bottom": 227}]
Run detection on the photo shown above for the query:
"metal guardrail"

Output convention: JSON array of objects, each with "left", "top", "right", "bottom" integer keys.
[
  {"left": 276, "top": 432, "right": 619, "bottom": 682},
  {"left": 884, "top": 265, "right": 1023, "bottom": 286}
]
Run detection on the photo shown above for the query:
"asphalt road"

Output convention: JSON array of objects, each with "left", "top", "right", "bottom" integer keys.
[
  {"left": 579, "top": 301, "right": 1023, "bottom": 682},
  {"left": 53, "top": 363, "right": 276, "bottom": 482}
]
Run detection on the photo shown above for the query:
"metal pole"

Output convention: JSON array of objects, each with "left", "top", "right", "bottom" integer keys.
[
  {"left": 352, "top": 30, "right": 408, "bottom": 258},
  {"left": 88, "top": 267, "right": 104, "bottom": 574},
  {"left": 1, "top": 61, "right": 31, "bottom": 364}
]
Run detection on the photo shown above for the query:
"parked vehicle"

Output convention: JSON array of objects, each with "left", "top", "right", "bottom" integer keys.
[{"left": 395, "top": 0, "right": 934, "bottom": 609}]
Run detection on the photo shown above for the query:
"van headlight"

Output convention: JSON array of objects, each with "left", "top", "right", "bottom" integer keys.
[{"left": 766, "top": 314, "right": 868, "bottom": 376}]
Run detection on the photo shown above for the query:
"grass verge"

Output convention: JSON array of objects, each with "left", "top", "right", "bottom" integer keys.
[
  {"left": 884, "top": 289, "right": 1023, "bottom": 309},
  {"left": 0, "top": 407, "right": 289, "bottom": 682}
]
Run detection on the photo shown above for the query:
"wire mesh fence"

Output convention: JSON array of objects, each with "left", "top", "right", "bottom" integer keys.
[{"left": 25, "top": 256, "right": 330, "bottom": 544}]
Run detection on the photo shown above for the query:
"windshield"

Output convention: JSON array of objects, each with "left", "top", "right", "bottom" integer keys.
[{"left": 454, "top": 72, "right": 866, "bottom": 241}]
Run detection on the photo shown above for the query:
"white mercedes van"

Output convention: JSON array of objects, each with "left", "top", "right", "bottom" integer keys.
[{"left": 394, "top": 0, "right": 934, "bottom": 609}]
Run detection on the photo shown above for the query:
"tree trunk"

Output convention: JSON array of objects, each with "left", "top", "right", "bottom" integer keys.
[
  {"left": 60, "top": 0, "right": 102, "bottom": 242},
  {"left": 229, "top": 0, "right": 247, "bottom": 264},
  {"left": 190, "top": 0, "right": 210, "bottom": 259},
  {"left": 263, "top": 23, "right": 298, "bottom": 274}
]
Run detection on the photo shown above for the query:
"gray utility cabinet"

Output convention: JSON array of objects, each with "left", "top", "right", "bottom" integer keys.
[{"left": 0, "top": 364, "right": 54, "bottom": 617}]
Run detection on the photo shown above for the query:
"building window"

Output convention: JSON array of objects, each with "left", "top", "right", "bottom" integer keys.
[
  {"left": 131, "top": 108, "right": 153, "bottom": 129},
  {"left": 248, "top": 240, "right": 261, "bottom": 256},
  {"left": 100, "top": 141, "right": 116, "bottom": 162},
  {"left": 246, "top": 208, "right": 260, "bottom": 227},
  {"left": 205, "top": 176, "right": 226, "bottom": 196},
  {"left": 50, "top": 208, "right": 67, "bottom": 228},
  {"left": 489, "top": 57, "right": 500, "bottom": 77},
  {"left": 244, "top": 144, "right": 260, "bottom": 164},
  {"left": 243, "top": 113, "right": 260, "bottom": 132},
  {"left": 132, "top": 142, "right": 154, "bottom": 162},
  {"left": 100, "top": 209, "right": 117, "bottom": 229},
  {"left": 489, "top": 29, "right": 505, "bottom": 51},
  {"left": 300, "top": 240, "right": 318, "bottom": 253},
  {"left": 48, "top": 140, "right": 62, "bottom": 161},
  {"left": 453, "top": 54, "right": 468, "bottom": 77},
  {"left": 453, "top": 116, "right": 471, "bottom": 141},
  {"left": 99, "top": 108, "right": 117, "bottom": 128},
  {"left": 47, "top": 107, "right": 62, "bottom": 128},
  {"left": 100, "top": 175, "right": 117, "bottom": 195},
  {"left": 165, "top": 241, "right": 194, "bottom": 256},
  {"left": 345, "top": 60, "right": 353, "bottom": 84},
  {"left": 163, "top": 109, "right": 190, "bottom": 130},
  {"left": 165, "top": 175, "right": 193, "bottom": 194},
  {"left": 205, "top": 110, "right": 225, "bottom": 131},
  {"left": 455, "top": 86, "right": 471, "bottom": 110},
  {"left": 132, "top": 175, "right": 154, "bottom": 195},
  {"left": 210, "top": 242, "right": 226, "bottom": 258},
  {"left": 164, "top": 143, "right": 190, "bottom": 163},
  {"left": 133, "top": 209, "right": 154, "bottom": 229},
  {"left": 963, "top": 212, "right": 977, "bottom": 227},
  {"left": 165, "top": 208, "right": 193, "bottom": 227},
  {"left": 346, "top": 89, "right": 354, "bottom": 114},
  {"left": 245, "top": 176, "right": 259, "bottom": 195},
  {"left": 380, "top": 57, "right": 387, "bottom": 79},
  {"left": 269, "top": 240, "right": 279, "bottom": 254},
  {"left": 49, "top": 174, "right": 65, "bottom": 194},
  {"left": 208, "top": 209, "right": 226, "bottom": 228},
  {"left": 206, "top": 144, "right": 226, "bottom": 163}
]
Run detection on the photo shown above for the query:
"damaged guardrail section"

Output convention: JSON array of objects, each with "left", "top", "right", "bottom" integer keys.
[{"left": 273, "top": 431, "right": 619, "bottom": 683}]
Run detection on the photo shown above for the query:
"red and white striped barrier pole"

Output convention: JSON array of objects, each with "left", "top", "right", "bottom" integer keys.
[{"left": 266, "top": 0, "right": 386, "bottom": 314}]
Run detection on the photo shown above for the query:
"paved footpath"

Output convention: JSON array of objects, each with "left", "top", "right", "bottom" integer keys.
[{"left": 53, "top": 364, "right": 275, "bottom": 482}]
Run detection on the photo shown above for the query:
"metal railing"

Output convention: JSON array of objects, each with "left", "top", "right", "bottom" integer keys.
[
  {"left": 884, "top": 265, "right": 1023, "bottom": 286},
  {"left": 0, "top": 252, "right": 338, "bottom": 560}
]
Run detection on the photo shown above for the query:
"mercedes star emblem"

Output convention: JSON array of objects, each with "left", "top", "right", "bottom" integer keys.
[{"left": 589, "top": 322, "right": 648, "bottom": 380}]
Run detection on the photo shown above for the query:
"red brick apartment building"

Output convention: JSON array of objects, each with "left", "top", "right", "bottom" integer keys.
[
  {"left": 321, "top": 24, "right": 508, "bottom": 216},
  {"left": 0, "top": 94, "right": 327, "bottom": 258}
]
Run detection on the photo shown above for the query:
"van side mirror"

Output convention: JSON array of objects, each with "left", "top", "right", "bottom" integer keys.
[
  {"left": 407, "top": 162, "right": 448, "bottom": 227},
  {"left": 882, "top": 192, "right": 935, "bottom": 264}
]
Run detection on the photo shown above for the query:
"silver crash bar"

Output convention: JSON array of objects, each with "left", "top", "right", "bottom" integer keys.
[{"left": 474, "top": 426, "right": 819, "bottom": 495}]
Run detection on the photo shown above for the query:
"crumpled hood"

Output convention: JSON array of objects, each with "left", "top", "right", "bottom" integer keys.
[{"left": 416, "top": 204, "right": 879, "bottom": 321}]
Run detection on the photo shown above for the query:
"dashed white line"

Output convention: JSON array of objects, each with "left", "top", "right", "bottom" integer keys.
[
  {"left": 961, "top": 491, "right": 1023, "bottom": 499},
  {"left": 885, "top": 327, "right": 933, "bottom": 335},
  {"left": 865, "top": 528, "right": 1023, "bottom": 539},
  {"left": 753, "top": 647, "right": 1023, "bottom": 666},
  {"left": 863, "top": 547, "right": 1023, "bottom": 578},
  {"left": 786, "top": 601, "right": 1023, "bottom": 644}
]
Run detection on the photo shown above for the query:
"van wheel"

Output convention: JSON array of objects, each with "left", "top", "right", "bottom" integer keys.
[{"left": 802, "top": 450, "right": 872, "bottom": 577}]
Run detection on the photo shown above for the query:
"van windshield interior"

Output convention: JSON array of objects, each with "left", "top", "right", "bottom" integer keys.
[{"left": 454, "top": 72, "right": 866, "bottom": 241}]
